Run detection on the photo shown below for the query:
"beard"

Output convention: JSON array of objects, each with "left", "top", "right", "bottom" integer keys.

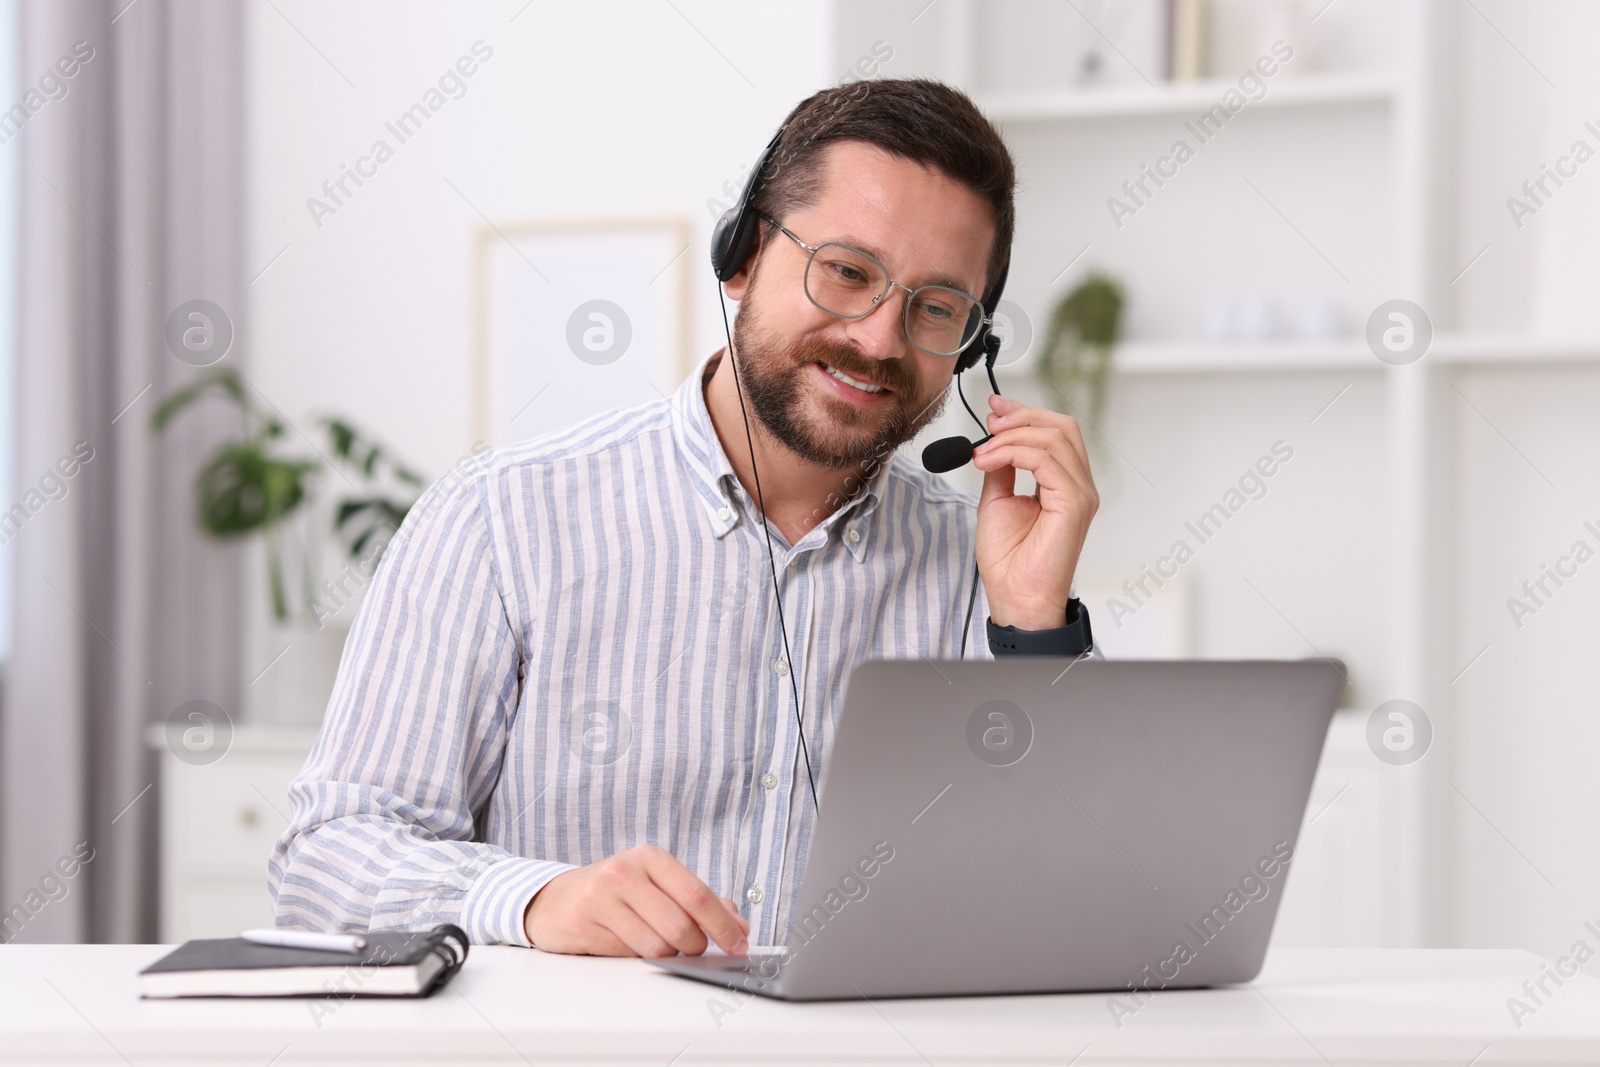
[{"left": 730, "top": 288, "right": 950, "bottom": 471}]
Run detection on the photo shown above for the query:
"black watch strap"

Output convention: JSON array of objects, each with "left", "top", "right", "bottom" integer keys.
[{"left": 987, "top": 598, "right": 1094, "bottom": 657}]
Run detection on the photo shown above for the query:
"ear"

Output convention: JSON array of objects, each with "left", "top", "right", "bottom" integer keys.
[{"left": 720, "top": 223, "right": 767, "bottom": 302}]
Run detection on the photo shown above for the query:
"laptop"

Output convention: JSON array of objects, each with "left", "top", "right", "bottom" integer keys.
[{"left": 649, "top": 657, "right": 1344, "bottom": 1001}]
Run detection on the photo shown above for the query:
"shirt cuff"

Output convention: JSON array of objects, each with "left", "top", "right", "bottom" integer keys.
[{"left": 460, "top": 855, "right": 579, "bottom": 947}]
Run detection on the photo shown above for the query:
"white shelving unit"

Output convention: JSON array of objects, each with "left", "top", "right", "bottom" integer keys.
[{"left": 833, "top": 0, "right": 1600, "bottom": 952}]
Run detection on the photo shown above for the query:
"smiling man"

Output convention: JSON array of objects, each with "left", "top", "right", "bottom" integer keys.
[{"left": 269, "top": 78, "right": 1100, "bottom": 957}]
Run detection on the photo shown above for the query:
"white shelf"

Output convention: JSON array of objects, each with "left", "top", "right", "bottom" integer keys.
[
  {"left": 1111, "top": 339, "right": 1370, "bottom": 374},
  {"left": 1431, "top": 333, "right": 1600, "bottom": 365},
  {"left": 977, "top": 72, "right": 1395, "bottom": 123},
  {"left": 997, "top": 335, "right": 1600, "bottom": 378}
]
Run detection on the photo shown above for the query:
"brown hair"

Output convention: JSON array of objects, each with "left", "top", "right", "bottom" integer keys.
[{"left": 751, "top": 77, "right": 1015, "bottom": 300}]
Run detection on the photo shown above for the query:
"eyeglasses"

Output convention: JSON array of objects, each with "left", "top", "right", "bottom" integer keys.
[{"left": 760, "top": 214, "right": 990, "bottom": 358}]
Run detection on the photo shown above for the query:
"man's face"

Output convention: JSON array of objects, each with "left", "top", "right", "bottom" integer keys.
[{"left": 727, "top": 140, "right": 996, "bottom": 470}]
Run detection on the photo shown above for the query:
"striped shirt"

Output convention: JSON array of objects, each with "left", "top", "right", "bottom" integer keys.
[{"left": 268, "top": 353, "right": 1087, "bottom": 947}]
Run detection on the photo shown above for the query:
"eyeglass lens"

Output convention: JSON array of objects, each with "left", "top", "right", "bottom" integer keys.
[{"left": 802, "top": 241, "right": 983, "bottom": 356}]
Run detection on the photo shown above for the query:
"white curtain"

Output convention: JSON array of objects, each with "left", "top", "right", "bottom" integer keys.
[{"left": 1, "top": 0, "right": 244, "bottom": 943}]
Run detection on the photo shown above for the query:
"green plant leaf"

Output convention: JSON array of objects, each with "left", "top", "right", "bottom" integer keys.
[
  {"left": 332, "top": 497, "right": 410, "bottom": 559},
  {"left": 195, "top": 444, "right": 318, "bottom": 538},
  {"left": 318, "top": 417, "right": 425, "bottom": 559},
  {"left": 150, "top": 367, "right": 249, "bottom": 431},
  {"left": 334, "top": 498, "right": 372, "bottom": 527},
  {"left": 325, "top": 419, "right": 357, "bottom": 461}
]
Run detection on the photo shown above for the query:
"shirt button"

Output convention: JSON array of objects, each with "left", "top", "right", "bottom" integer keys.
[
  {"left": 845, "top": 528, "right": 861, "bottom": 545},
  {"left": 760, "top": 772, "right": 778, "bottom": 790},
  {"left": 717, "top": 507, "right": 733, "bottom": 522},
  {"left": 774, "top": 658, "right": 789, "bottom": 676},
  {"left": 746, "top": 886, "right": 764, "bottom": 905}
]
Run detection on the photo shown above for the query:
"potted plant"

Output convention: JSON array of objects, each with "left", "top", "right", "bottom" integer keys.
[
  {"left": 1037, "top": 272, "right": 1125, "bottom": 479},
  {"left": 152, "top": 368, "right": 321, "bottom": 622},
  {"left": 154, "top": 368, "right": 427, "bottom": 623},
  {"left": 154, "top": 369, "right": 428, "bottom": 724}
]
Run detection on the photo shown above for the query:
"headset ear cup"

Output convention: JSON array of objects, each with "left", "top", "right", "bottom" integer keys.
[
  {"left": 712, "top": 208, "right": 760, "bottom": 283},
  {"left": 710, "top": 126, "right": 788, "bottom": 283},
  {"left": 710, "top": 208, "right": 739, "bottom": 281}
]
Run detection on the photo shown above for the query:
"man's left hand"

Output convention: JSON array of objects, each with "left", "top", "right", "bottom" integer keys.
[{"left": 971, "top": 394, "right": 1099, "bottom": 630}]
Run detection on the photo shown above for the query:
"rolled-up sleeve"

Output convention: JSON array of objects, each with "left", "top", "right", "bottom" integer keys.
[{"left": 267, "top": 460, "right": 574, "bottom": 946}]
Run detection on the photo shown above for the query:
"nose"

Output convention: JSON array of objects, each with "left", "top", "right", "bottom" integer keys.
[{"left": 842, "top": 283, "right": 913, "bottom": 362}]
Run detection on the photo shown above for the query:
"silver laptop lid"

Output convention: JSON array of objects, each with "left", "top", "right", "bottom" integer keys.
[{"left": 775, "top": 658, "right": 1343, "bottom": 1000}]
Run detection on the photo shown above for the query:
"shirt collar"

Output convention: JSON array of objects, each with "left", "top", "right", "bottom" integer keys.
[{"left": 669, "top": 351, "right": 892, "bottom": 559}]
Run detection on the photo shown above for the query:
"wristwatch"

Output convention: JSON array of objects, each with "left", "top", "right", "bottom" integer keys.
[{"left": 987, "top": 598, "right": 1094, "bottom": 657}]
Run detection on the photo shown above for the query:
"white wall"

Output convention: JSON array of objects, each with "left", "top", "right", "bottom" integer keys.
[{"left": 245, "top": 0, "right": 831, "bottom": 475}]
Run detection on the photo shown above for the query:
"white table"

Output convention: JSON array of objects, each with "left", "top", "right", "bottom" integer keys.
[{"left": 1, "top": 945, "right": 1596, "bottom": 1064}]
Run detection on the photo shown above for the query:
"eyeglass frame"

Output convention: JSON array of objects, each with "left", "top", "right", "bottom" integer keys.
[{"left": 757, "top": 213, "right": 992, "bottom": 358}]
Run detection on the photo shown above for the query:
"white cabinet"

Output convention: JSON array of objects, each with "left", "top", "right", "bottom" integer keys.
[
  {"left": 1271, "top": 708, "right": 1396, "bottom": 948},
  {"left": 145, "top": 725, "right": 317, "bottom": 943}
]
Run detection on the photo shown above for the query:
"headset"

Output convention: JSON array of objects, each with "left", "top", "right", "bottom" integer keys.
[{"left": 709, "top": 120, "right": 1009, "bottom": 812}]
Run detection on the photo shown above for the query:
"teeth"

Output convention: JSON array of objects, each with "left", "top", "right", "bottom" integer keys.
[{"left": 823, "top": 364, "right": 885, "bottom": 394}]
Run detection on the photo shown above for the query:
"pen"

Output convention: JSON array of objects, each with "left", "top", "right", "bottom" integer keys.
[{"left": 240, "top": 928, "right": 367, "bottom": 954}]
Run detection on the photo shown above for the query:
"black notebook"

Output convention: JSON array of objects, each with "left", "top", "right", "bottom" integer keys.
[{"left": 138, "top": 924, "right": 468, "bottom": 999}]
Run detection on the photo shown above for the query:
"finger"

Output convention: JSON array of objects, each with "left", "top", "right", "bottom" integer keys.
[
  {"left": 990, "top": 408, "right": 1090, "bottom": 473},
  {"left": 575, "top": 921, "right": 634, "bottom": 957},
  {"left": 987, "top": 400, "right": 1090, "bottom": 471},
  {"left": 974, "top": 439, "right": 1084, "bottom": 500},
  {"left": 720, "top": 897, "right": 752, "bottom": 936},
  {"left": 978, "top": 456, "right": 1017, "bottom": 511},
  {"left": 645, "top": 851, "right": 749, "bottom": 955},
  {"left": 597, "top": 895, "right": 683, "bottom": 958},
  {"left": 974, "top": 441, "right": 1064, "bottom": 481},
  {"left": 973, "top": 444, "right": 1083, "bottom": 509},
  {"left": 624, "top": 880, "right": 712, "bottom": 956},
  {"left": 979, "top": 426, "right": 1090, "bottom": 486},
  {"left": 987, "top": 394, "right": 1081, "bottom": 441}
]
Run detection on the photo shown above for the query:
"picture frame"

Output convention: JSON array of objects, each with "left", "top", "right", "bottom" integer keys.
[{"left": 473, "top": 215, "right": 694, "bottom": 447}]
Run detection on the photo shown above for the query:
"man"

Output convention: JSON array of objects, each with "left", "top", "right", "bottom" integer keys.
[{"left": 268, "top": 78, "right": 1099, "bottom": 957}]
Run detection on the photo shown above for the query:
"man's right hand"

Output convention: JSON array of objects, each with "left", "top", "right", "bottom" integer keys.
[{"left": 522, "top": 843, "right": 751, "bottom": 957}]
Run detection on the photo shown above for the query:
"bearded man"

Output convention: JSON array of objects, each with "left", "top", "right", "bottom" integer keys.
[{"left": 270, "top": 77, "right": 1100, "bottom": 957}]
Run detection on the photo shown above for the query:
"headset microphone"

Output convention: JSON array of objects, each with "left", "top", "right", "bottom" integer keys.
[{"left": 921, "top": 433, "right": 991, "bottom": 474}]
